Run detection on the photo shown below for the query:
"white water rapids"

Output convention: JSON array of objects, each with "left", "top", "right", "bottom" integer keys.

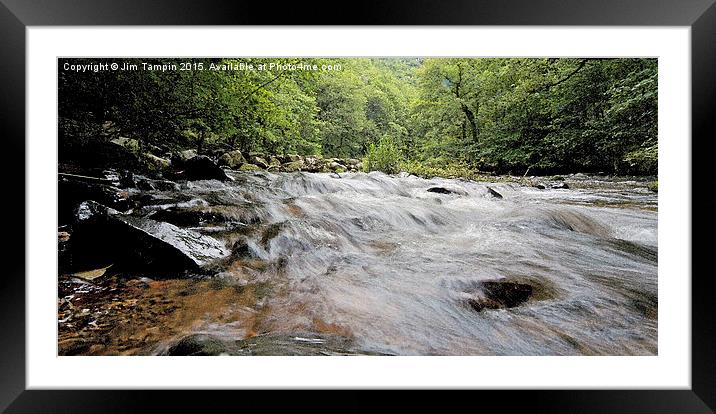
[{"left": 155, "top": 171, "right": 657, "bottom": 355}]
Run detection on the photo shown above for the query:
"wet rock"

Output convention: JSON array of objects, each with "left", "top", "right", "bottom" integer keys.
[
  {"left": 549, "top": 182, "right": 569, "bottom": 189},
  {"left": 427, "top": 186, "right": 466, "bottom": 195},
  {"left": 183, "top": 155, "right": 230, "bottom": 181},
  {"left": 533, "top": 183, "right": 546, "bottom": 190},
  {"left": 464, "top": 281, "right": 533, "bottom": 312},
  {"left": 136, "top": 179, "right": 156, "bottom": 191},
  {"left": 486, "top": 186, "right": 503, "bottom": 199},
  {"left": 427, "top": 187, "right": 453, "bottom": 195},
  {"left": 165, "top": 334, "right": 233, "bottom": 356},
  {"left": 136, "top": 178, "right": 180, "bottom": 192},
  {"left": 218, "top": 150, "right": 246, "bottom": 169},
  {"left": 148, "top": 204, "right": 258, "bottom": 229},
  {"left": 71, "top": 200, "right": 230, "bottom": 274},
  {"left": 58, "top": 175, "right": 132, "bottom": 224}
]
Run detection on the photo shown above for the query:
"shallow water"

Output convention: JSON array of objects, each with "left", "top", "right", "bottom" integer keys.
[{"left": 139, "top": 172, "right": 657, "bottom": 356}]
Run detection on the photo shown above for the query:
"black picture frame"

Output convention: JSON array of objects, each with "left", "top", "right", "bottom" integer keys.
[{"left": 1, "top": 0, "right": 713, "bottom": 412}]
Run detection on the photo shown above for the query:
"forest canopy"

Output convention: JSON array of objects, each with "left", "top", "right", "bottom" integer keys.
[{"left": 59, "top": 57, "right": 657, "bottom": 176}]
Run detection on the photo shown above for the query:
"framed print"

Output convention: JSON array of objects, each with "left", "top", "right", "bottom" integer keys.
[{"left": 2, "top": 0, "right": 714, "bottom": 412}]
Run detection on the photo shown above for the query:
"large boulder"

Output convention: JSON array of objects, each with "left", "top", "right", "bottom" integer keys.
[
  {"left": 183, "top": 155, "right": 230, "bottom": 181},
  {"left": 218, "top": 150, "right": 246, "bottom": 169},
  {"left": 70, "top": 200, "right": 230, "bottom": 274}
]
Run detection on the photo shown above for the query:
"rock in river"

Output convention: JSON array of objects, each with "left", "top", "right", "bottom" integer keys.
[
  {"left": 427, "top": 186, "right": 467, "bottom": 195},
  {"left": 71, "top": 200, "right": 230, "bottom": 274},
  {"left": 183, "top": 155, "right": 230, "bottom": 181},
  {"left": 463, "top": 281, "right": 533, "bottom": 312},
  {"left": 486, "top": 186, "right": 503, "bottom": 198}
]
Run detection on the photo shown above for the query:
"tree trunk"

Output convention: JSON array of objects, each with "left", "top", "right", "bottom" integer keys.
[{"left": 461, "top": 103, "right": 478, "bottom": 144}]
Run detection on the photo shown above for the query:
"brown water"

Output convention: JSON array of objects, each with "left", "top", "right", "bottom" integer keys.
[{"left": 58, "top": 172, "right": 657, "bottom": 355}]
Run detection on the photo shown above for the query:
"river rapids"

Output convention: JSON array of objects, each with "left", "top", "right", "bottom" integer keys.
[{"left": 126, "top": 171, "right": 658, "bottom": 356}]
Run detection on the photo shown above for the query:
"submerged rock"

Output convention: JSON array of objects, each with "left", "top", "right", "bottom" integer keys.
[
  {"left": 464, "top": 281, "right": 533, "bottom": 312},
  {"left": 427, "top": 186, "right": 466, "bottom": 195},
  {"left": 71, "top": 200, "right": 230, "bottom": 274}
]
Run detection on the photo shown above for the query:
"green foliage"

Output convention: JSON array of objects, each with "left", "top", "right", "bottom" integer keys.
[
  {"left": 59, "top": 57, "right": 657, "bottom": 177},
  {"left": 363, "top": 136, "right": 402, "bottom": 174},
  {"left": 647, "top": 181, "right": 658, "bottom": 192}
]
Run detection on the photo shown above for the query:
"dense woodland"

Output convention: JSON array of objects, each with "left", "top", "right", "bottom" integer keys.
[{"left": 59, "top": 57, "right": 657, "bottom": 176}]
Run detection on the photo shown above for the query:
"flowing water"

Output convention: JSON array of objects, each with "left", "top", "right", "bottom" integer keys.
[{"left": 136, "top": 171, "right": 657, "bottom": 356}]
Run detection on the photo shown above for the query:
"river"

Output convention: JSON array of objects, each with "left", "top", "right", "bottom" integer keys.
[{"left": 59, "top": 171, "right": 658, "bottom": 355}]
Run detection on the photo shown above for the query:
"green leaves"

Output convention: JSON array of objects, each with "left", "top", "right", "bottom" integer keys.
[{"left": 59, "top": 57, "right": 657, "bottom": 176}]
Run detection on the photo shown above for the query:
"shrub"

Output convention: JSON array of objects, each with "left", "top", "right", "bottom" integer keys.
[{"left": 363, "top": 136, "right": 402, "bottom": 174}]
